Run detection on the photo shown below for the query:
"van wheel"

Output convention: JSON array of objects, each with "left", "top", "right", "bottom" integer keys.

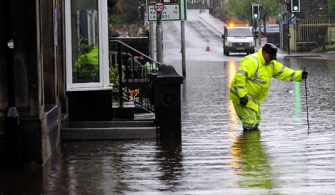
[{"left": 224, "top": 49, "right": 229, "bottom": 56}]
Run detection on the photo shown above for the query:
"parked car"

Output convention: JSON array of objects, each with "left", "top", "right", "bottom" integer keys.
[
  {"left": 111, "top": 28, "right": 130, "bottom": 38},
  {"left": 254, "top": 24, "right": 279, "bottom": 37}
]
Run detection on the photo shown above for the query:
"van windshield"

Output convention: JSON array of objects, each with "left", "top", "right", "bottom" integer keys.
[{"left": 227, "top": 28, "right": 252, "bottom": 37}]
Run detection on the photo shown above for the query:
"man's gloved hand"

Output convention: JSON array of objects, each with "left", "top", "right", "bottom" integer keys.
[
  {"left": 240, "top": 96, "right": 248, "bottom": 106},
  {"left": 302, "top": 70, "right": 308, "bottom": 79}
]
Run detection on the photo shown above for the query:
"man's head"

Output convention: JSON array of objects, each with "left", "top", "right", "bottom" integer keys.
[{"left": 262, "top": 43, "right": 278, "bottom": 63}]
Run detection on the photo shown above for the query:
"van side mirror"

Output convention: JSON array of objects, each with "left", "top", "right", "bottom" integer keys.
[{"left": 222, "top": 34, "right": 225, "bottom": 39}]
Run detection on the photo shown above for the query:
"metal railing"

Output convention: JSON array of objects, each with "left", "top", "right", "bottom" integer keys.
[
  {"left": 109, "top": 40, "right": 161, "bottom": 112},
  {"left": 298, "top": 18, "right": 335, "bottom": 44}
]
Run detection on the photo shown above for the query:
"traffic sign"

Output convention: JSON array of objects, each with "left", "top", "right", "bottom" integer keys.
[
  {"left": 147, "top": 0, "right": 186, "bottom": 22},
  {"left": 154, "top": 2, "right": 164, "bottom": 13}
]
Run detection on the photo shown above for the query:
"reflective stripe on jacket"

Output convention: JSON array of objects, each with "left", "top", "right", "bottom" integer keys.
[{"left": 228, "top": 49, "right": 304, "bottom": 112}]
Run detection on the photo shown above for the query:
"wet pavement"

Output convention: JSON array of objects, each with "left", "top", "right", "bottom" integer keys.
[{"left": 2, "top": 9, "right": 335, "bottom": 195}]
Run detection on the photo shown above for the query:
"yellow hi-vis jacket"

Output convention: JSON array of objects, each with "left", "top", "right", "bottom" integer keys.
[{"left": 228, "top": 49, "right": 304, "bottom": 112}]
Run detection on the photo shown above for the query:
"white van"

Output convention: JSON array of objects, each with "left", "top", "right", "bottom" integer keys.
[{"left": 222, "top": 26, "right": 255, "bottom": 56}]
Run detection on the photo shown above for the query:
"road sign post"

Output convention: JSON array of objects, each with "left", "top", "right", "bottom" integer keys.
[
  {"left": 154, "top": 2, "right": 164, "bottom": 13},
  {"left": 155, "top": 0, "right": 163, "bottom": 63},
  {"left": 147, "top": 0, "right": 187, "bottom": 69}
]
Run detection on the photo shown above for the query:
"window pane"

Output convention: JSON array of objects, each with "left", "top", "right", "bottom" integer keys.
[{"left": 71, "top": 0, "right": 99, "bottom": 83}]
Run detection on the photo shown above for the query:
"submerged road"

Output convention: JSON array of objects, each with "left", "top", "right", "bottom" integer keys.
[{"left": 1, "top": 9, "right": 335, "bottom": 195}]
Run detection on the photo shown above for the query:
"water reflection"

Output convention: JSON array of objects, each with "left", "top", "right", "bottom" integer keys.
[
  {"left": 156, "top": 139, "right": 183, "bottom": 190},
  {"left": 226, "top": 61, "right": 240, "bottom": 137},
  {"left": 43, "top": 140, "right": 183, "bottom": 194},
  {"left": 231, "top": 131, "right": 273, "bottom": 189}
]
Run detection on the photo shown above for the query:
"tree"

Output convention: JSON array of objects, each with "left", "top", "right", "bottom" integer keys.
[
  {"left": 108, "top": 0, "right": 123, "bottom": 34},
  {"left": 120, "top": 0, "right": 146, "bottom": 23},
  {"left": 258, "top": 0, "right": 279, "bottom": 35},
  {"left": 109, "top": 0, "right": 145, "bottom": 25},
  {"left": 330, "top": 0, "right": 335, "bottom": 19},
  {"left": 227, "top": 0, "right": 280, "bottom": 32},
  {"left": 316, "top": 0, "right": 335, "bottom": 19},
  {"left": 108, "top": 0, "right": 147, "bottom": 36},
  {"left": 227, "top": 0, "right": 255, "bottom": 23}
]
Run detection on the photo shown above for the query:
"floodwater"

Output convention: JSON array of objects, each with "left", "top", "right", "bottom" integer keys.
[{"left": 1, "top": 57, "right": 335, "bottom": 194}]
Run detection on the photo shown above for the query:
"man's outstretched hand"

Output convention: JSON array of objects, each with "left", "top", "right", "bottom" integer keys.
[{"left": 302, "top": 70, "right": 308, "bottom": 79}]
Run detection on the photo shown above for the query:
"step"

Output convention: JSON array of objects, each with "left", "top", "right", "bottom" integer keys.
[
  {"left": 68, "top": 120, "right": 155, "bottom": 128},
  {"left": 61, "top": 120, "right": 157, "bottom": 140},
  {"left": 61, "top": 126, "right": 157, "bottom": 140}
]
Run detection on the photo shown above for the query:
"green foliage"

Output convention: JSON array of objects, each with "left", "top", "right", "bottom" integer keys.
[
  {"left": 109, "top": 63, "right": 123, "bottom": 85},
  {"left": 109, "top": 0, "right": 145, "bottom": 28},
  {"left": 74, "top": 41, "right": 99, "bottom": 80},
  {"left": 110, "top": 63, "right": 128, "bottom": 102},
  {"left": 227, "top": 0, "right": 280, "bottom": 24},
  {"left": 108, "top": 3, "right": 122, "bottom": 32},
  {"left": 311, "top": 44, "right": 335, "bottom": 52},
  {"left": 316, "top": 0, "right": 335, "bottom": 19},
  {"left": 227, "top": 0, "right": 254, "bottom": 22},
  {"left": 120, "top": 0, "right": 146, "bottom": 23},
  {"left": 109, "top": 12, "right": 122, "bottom": 28},
  {"left": 75, "top": 48, "right": 99, "bottom": 67},
  {"left": 215, "top": 6, "right": 223, "bottom": 17},
  {"left": 330, "top": 0, "right": 335, "bottom": 19}
]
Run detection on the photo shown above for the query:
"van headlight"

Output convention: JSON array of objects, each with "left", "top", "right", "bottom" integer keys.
[
  {"left": 249, "top": 42, "right": 255, "bottom": 46},
  {"left": 225, "top": 41, "right": 232, "bottom": 46}
]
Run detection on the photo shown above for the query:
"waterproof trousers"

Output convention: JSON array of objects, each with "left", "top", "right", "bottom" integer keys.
[{"left": 233, "top": 102, "right": 261, "bottom": 130}]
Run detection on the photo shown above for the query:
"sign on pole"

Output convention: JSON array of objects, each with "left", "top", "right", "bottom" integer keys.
[
  {"left": 147, "top": 0, "right": 187, "bottom": 22},
  {"left": 154, "top": 2, "right": 164, "bottom": 13}
]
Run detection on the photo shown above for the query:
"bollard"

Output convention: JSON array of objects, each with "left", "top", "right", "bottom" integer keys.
[
  {"left": 153, "top": 64, "right": 183, "bottom": 139},
  {"left": 5, "top": 107, "right": 23, "bottom": 168}
]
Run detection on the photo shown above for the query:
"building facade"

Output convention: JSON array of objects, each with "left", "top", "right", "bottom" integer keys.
[{"left": 0, "top": 0, "right": 66, "bottom": 166}]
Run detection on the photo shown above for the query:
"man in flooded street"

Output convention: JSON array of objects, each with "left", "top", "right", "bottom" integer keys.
[{"left": 228, "top": 43, "right": 308, "bottom": 131}]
